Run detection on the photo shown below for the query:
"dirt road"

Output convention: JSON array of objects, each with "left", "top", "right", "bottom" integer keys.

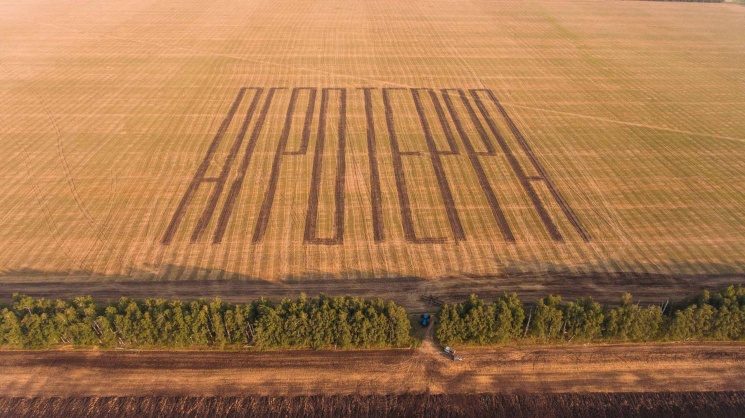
[
  {"left": 1, "top": 273, "right": 742, "bottom": 313},
  {"left": 1, "top": 343, "right": 743, "bottom": 397}
]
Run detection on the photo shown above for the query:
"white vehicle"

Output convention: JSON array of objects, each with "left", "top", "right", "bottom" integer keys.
[{"left": 444, "top": 347, "right": 462, "bottom": 361}]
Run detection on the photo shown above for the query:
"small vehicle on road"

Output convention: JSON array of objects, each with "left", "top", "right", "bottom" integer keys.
[{"left": 444, "top": 346, "right": 463, "bottom": 361}]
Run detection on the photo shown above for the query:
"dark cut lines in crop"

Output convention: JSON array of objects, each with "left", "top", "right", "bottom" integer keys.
[
  {"left": 410, "top": 88, "right": 465, "bottom": 242},
  {"left": 190, "top": 88, "right": 264, "bottom": 242},
  {"left": 382, "top": 88, "right": 447, "bottom": 244},
  {"left": 212, "top": 88, "right": 281, "bottom": 244},
  {"left": 253, "top": 87, "right": 317, "bottom": 244},
  {"left": 475, "top": 89, "right": 591, "bottom": 242},
  {"left": 441, "top": 89, "right": 515, "bottom": 242},
  {"left": 469, "top": 89, "right": 563, "bottom": 242},
  {"left": 361, "top": 88, "right": 384, "bottom": 243},
  {"left": 163, "top": 86, "right": 589, "bottom": 246},
  {"left": 304, "top": 88, "right": 346, "bottom": 245},
  {"left": 161, "top": 88, "right": 248, "bottom": 245}
]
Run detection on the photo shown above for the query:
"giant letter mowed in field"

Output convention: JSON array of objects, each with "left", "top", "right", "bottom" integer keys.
[{"left": 163, "top": 87, "right": 590, "bottom": 245}]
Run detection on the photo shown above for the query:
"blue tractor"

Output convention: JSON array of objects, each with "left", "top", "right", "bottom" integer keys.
[{"left": 420, "top": 314, "right": 430, "bottom": 327}]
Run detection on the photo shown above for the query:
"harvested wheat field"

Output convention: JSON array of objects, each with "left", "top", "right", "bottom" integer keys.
[{"left": 1, "top": 0, "right": 744, "bottom": 293}]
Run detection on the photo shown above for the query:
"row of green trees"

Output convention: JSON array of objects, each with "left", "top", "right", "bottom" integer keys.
[
  {"left": 435, "top": 285, "right": 745, "bottom": 345},
  {"left": 2, "top": 286, "right": 742, "bottom": 349},
  {"left": 0, "top": 294, "right": 413, "bottom": 349}
]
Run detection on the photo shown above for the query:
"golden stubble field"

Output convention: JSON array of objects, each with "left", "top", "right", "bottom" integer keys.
[{"left": 0, "top": 0, "right": 744, "bottom": 285}]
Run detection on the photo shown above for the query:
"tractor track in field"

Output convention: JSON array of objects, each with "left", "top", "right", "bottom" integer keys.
[
  {"left": 504, "top": 102, "right": 745, "bottom": 144},
  {"left": 0, "top": 63, "right": 122, "bottom": 271}
]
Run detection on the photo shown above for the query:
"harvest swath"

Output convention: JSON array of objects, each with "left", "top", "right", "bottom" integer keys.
[{"left": 0, "top": 0, "right": 744, "bottom": 284}]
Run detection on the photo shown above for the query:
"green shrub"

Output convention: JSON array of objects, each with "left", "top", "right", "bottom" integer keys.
[
  {"left": 604, "top": 293, "right": 663, "bottom": 342},
  {"left": 528, "top": 295, "right": 564, "bottom": 340},
  {"left": 435, "top": 293, "right": 524, "bottom": 346}
]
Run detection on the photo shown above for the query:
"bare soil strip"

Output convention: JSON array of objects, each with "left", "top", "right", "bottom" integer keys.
[
  {"left": 0, "top": 343, "right": 743, "bottom": 397},
  {"left": 1, "top": 273, "right": 742, "bottom": 313},
  {"left": 427, "top": 89, "right": 459, "bottom": 155}
]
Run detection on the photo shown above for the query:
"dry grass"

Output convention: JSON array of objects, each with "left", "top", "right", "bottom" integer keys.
[{"left": 0, "top": 0, "right": 744, "bottom": 284}]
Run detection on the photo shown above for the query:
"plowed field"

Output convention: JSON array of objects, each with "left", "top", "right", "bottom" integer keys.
[{"left": 1, "top": 343, "right": 744, "bottom": 396}]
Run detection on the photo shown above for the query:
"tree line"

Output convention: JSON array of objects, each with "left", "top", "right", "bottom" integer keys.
[
  {"left": 2, "top": 285, "right": 743, "bottom": 349},
  {"left": 435, "top": 285, "right": 745, "bottom": 345},
  {"left": 0, "top": 294, "right": 413, "bottom": 349}
]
